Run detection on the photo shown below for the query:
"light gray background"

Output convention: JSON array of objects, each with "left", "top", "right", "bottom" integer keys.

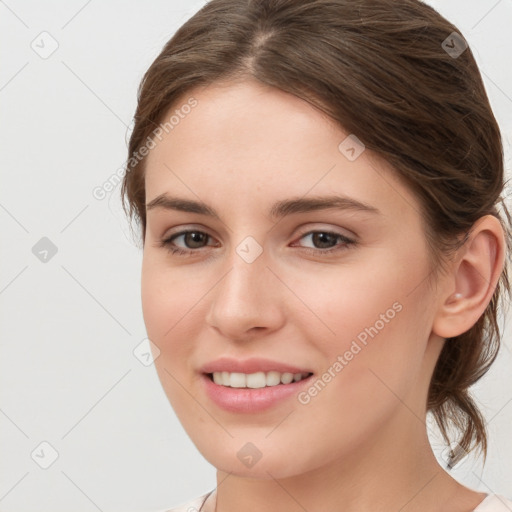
[{"left": 1, "top": 1, "right": 511, "bottom": 511}]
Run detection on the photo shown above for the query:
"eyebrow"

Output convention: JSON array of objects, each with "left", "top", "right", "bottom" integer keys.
[{"left": 145, "top": 193, "right": 380, "bottom": 220}]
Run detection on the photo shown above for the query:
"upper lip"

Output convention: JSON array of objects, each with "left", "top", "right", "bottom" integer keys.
[{"left": 200, "top": 357, "right": 313, "bottom": 375}]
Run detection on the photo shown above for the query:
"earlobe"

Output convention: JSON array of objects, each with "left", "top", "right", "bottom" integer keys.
[{"left": 432, "top": 215, "right": 505, "bottom": 339}]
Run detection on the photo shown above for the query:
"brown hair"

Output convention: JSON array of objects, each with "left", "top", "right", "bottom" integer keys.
[{"left": 121, "top": 0, "right": 511, "bottom": 467}]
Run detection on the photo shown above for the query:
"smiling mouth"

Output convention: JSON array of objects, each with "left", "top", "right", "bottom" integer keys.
[{"left": 205, "top": 371, "right": 314, "bottom": 388}]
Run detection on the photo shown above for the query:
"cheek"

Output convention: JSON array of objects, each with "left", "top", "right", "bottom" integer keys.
[
  {"left": 302, "top": 252, "right": 430, "bottom": 399},
  {"left": 141, "top": 262, "right": 171, "bottom": 341},
  {"left": 293, "top": 303, "right": 427, "bottom": 463},
  {"left": 294, "top": 256, "right": 404, "bottom": 340},
  {"left": 142, "top": 254, "right": 188, "bottom": 330},
  {"left": 141, "top": 260, "right": 201, "bottom": 414},
  {"left": 141, "top": 258, "right": 199, "bottom": 362}
]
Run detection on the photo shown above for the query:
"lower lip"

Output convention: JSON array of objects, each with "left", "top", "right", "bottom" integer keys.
[{"left": 201, "top": 373, "right": 314, "bottom": 413}]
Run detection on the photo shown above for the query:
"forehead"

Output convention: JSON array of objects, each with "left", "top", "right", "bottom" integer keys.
[{"left": 144, "top": 79, "right": 419, "bottom": 224}]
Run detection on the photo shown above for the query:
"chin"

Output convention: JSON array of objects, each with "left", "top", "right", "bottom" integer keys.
[
  {"left": 191, "top": 434, "right": 318, "bottom": 480},
  {"left": 205, "top": 454, "right": 301, "bottom": 480}
]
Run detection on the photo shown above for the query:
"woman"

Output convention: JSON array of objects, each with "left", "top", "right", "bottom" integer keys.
[{"left": 121, "top": 0, "right": 512, "bottom": 510}]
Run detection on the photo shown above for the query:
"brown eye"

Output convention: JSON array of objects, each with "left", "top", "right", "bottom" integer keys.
[
  {"left": 294, "top": 230, "right": 356, "bottom": 255},
  {"left": 174, "top": 231, "right": 209, "bottom": 249},
  {"left": 159, "top": 230, "right": 217, "bottom": 256}
]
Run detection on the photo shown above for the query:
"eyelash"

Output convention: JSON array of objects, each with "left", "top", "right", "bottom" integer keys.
[{"left": 157, "top": 229, "right": 356, "bottom": 258}]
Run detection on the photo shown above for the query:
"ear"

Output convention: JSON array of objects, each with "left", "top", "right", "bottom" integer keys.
[{"left": 432, "top": 215, "right": 506, "bottom": 339}]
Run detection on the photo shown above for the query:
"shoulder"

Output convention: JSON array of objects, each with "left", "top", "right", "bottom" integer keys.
[
  {"left": 157, "top": 489, "right": 215, "bottom": 512},
  {"left": 473, "top": 494, "right": 512, "bottom": 511}
]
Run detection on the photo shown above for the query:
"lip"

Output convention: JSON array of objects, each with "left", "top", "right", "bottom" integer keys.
[
  {"left": 200, "top": 372, "right": 314, "bottom": 413},
  {"left": 199, "top": 356, "right": 313, "bottom": 375}
]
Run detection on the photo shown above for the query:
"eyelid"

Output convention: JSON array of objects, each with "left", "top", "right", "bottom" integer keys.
[
  {"left": 163, "top": 225, "right": 216, "bottom": 240},
  {"left": 162, "top": 223, "right": 356, "bottom": 244},
  {"left": 294, "top": 223, "right": 357, "bottom": 241}
]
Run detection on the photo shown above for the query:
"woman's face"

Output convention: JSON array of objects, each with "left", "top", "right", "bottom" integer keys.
[{"left": 142, "top": 78, "right": 447, "bottom": 478}]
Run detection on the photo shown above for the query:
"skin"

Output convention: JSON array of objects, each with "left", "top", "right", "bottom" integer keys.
[{"left": 141, "top": 78, "right": 505, "bottom": 512}]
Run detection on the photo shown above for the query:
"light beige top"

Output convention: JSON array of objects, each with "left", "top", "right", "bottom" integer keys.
[{"left": 160, "top": 490, "right": 512, "bottom": 512}]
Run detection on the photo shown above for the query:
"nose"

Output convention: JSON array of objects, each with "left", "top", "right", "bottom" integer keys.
[{"left": 204, "top": 248, "right": 286, "bottom": 340}]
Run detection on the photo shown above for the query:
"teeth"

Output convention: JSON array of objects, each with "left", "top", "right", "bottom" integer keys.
[{"left": 211, "top": 371, "right": 311, "bottom": 388}]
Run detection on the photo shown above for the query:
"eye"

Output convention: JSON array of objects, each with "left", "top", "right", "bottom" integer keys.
[
  {"left": 158, "top": 230, "right": 217, "bottom": 256},
  {"left": 291, "top": 230, "right": 356, "bottom": 255},
  {"left": 157, "top": 228, "right": 356, "bottom": 258}
]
